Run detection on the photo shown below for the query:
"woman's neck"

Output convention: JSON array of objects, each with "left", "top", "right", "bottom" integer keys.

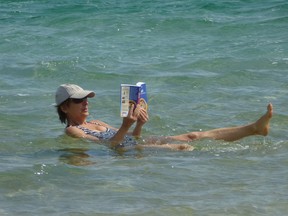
[{"left": 67, "top": 118, "right": 87, "bottom": 126}]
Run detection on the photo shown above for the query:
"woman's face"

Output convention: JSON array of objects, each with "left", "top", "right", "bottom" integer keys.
[{"left": 62, "top": 97, "right": 90, "bottom": 120}]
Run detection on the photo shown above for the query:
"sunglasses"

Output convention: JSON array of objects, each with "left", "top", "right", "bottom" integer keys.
[{"left": 70, "top": 97, "right": 88, "bottom": 104}]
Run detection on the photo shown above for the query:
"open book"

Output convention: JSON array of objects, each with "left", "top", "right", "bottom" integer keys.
[{"left": 120, "top": 82, "right": 148, "bottom": 117}]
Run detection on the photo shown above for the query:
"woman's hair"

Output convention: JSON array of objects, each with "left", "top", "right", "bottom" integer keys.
[{"left": 56, "top": 100, "right": 69, "bottom": 124}]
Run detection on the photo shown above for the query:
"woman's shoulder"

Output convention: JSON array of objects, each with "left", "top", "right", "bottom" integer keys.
[{"left": 65, "top": 125, "right": 86, "bottom": 138}]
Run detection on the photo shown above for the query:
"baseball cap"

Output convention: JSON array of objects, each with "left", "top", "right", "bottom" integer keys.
[{"left": 55, "top": 84, "right": 95, "bottom": 106}]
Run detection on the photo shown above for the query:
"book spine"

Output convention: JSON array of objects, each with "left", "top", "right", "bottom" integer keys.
[{"left": 120, "top": 85, "right": 129, "bottom": 117}]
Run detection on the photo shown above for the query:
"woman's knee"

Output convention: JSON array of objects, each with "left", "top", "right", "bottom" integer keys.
[{"left": 186, "top": 132, "right": 198, "bottom": 141}]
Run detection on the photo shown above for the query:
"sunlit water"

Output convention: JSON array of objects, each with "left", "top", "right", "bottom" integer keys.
[{"left": 1, "top": 0, "right": 288, "bottom": 215}]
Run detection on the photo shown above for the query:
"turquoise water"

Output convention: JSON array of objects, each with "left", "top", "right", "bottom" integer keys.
[{"left": 1, "top": 0, "right": 288, "bottom": 215}]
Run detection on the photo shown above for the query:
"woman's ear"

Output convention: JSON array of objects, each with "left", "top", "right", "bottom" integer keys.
[{"left": 60, "top": 103, "right": 69, "bottom": 113}]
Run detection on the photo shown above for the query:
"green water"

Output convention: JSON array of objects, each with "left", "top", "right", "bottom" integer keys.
[{"left": 1, "top": 0, "right": 288, "bottom": 215}]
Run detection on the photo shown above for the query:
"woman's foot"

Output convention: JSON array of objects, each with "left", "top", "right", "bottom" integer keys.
[{"left": 254, "top": 103, "right": 273, "bottom": 136}]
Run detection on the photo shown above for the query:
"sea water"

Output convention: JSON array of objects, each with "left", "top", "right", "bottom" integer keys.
[{"left": 0, "top": 0, "right": 288, "bottom": 215}]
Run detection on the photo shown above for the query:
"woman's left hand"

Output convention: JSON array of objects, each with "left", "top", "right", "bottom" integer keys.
[
  {"left": 135, "top": 105, "right": 149, "bottom": 126},
  {"left": 131, "top": 105, "right": 149, "bottom": 138}
]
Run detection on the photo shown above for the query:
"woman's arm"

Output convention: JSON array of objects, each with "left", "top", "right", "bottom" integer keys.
[
  {"left": 109, "top": 104, "right": 138, "bottom": 147},
  {"left": 132, "top": 106, "right": 149, "bottom": 138}
]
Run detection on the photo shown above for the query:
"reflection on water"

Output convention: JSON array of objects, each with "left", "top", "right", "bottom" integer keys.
[
  {"left": 58, "top": 148, "right": 96, "bottom": 166},
  {"left": 58, "top": 146, "right": 144, "bottom": 166}
]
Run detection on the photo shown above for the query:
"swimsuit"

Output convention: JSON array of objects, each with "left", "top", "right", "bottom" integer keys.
[{"left": 75, "top": 123, "right": 137, "bottom": 148}]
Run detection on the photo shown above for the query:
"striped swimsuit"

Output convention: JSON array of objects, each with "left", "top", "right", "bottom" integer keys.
[{"left": 76, "top": 123, "right": 137, "bottom": 148}]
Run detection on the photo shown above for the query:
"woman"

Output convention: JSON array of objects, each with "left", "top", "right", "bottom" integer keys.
[{"left": 55, "top": 84, "right": 273, "bottom": 151}]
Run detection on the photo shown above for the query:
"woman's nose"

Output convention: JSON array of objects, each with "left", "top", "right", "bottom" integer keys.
[{"left": 83, "top": 98, "right": 88, "bottom": 104}]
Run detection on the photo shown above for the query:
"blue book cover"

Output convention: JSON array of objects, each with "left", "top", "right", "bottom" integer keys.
[{"left": 120, "top": 82, "right": 148, "bottom": 117}]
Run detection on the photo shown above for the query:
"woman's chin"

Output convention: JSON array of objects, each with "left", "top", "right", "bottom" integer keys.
[{"left": 82, "top": 111, "right": 89, "bottom": 116}]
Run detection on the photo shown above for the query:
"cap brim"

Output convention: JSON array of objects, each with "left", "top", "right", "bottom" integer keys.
[{"left": 70, "top": 91, "right": 95, "bottom": 99}]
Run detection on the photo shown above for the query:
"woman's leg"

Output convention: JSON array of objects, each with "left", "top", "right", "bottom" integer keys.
[
  {"left": 169, "top": 103, "right": 273, "bottom": 142},
  {"left": 140, "top": 143, "right": 194, "bottom": 151}
]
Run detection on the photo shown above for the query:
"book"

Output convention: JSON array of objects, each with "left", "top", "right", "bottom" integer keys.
[{"left": 120, "top": 82, "right": 148, "bottom": 117}]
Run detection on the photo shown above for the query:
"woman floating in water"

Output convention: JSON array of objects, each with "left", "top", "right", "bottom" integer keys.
[{"left": 55, "top": 84, "right": 273, "bottom": 151}]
